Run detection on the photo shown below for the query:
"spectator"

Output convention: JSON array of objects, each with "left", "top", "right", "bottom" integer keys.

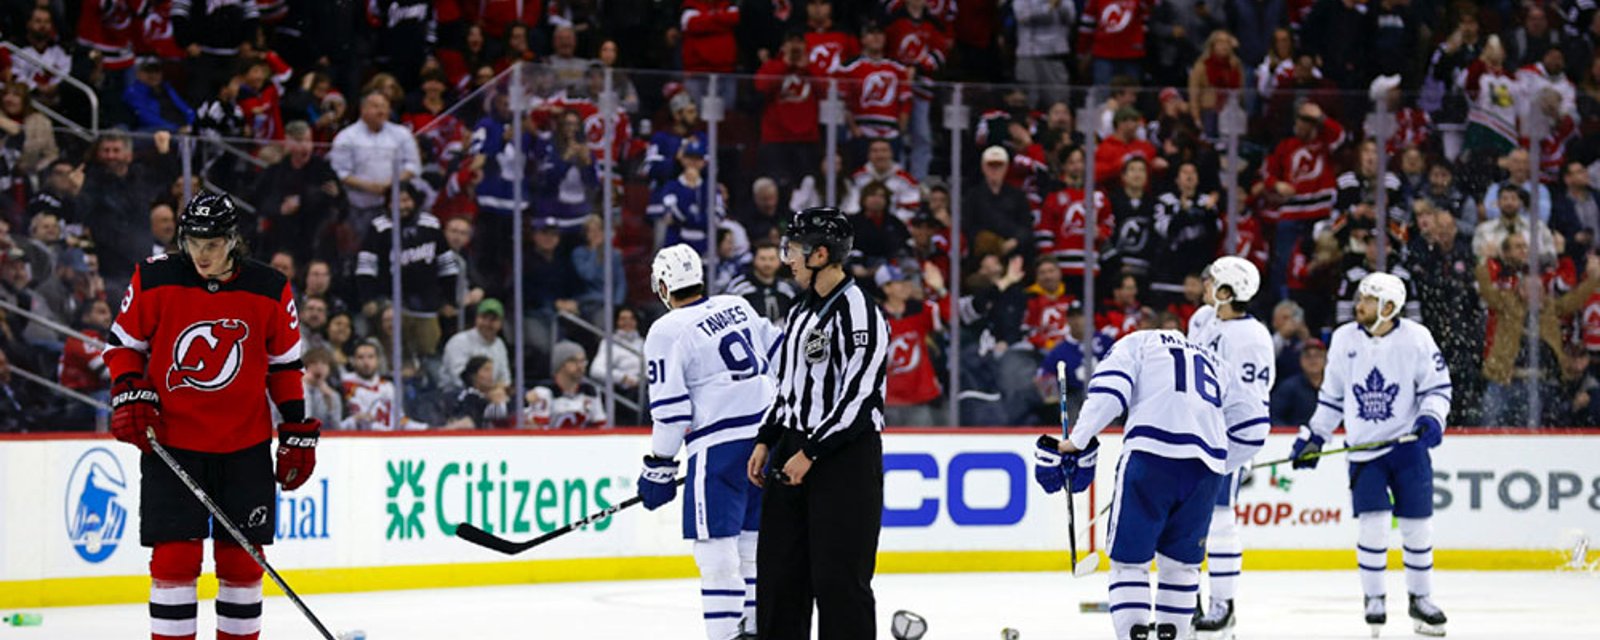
[
  {"left": 1012, "top": 0, "right": 1074, "bottom": 106},
  {"left": 885, "top": 0, "right": 952, "bottom": 179},
  {"left": 588, "top": 306, "right": 643, "bottom": 421},
  {"left": 907, "top": 208, "right": 951, "bottom": 286},
  {"left": 252, "top": 120, "right": 341, "bottom": 263},
  {"left": 850, "top": 181, "right": 913, "bottom": 268},
  {"left": 57, "top": 297, "right": 112, "bottom": 415},
  {"left": 526, "top": 340, "right": 607, "bottom": 429},
  {"left": 754, "top": 33, "right": 822, "bottom": 193},
  {"left": 36, "top": 162, "right": 83, "bottom": 226},
  {"left": 269, "top": 250, "right": 297, "bottom": 283},
  {"left": 1397, "top": 147, "right": 1429, "bottom": 205},
  {"left": 172, "top": 0, "right": 261, "bottom": 103},
  {"left": 124, "top": 59, "right": 194, "bottom": 132},
  {"left": 836, "top": 21, "right": 912, "bottom": 162},
  {"left": 802, "top": 0, "right": 859, "bottom": 76},
  {"left": 1270, "top": 337, "right": 1326, "bottom": 426},
  {"left": 647, "top": 137, "right": 723, "bottom": 253},
  {"left": 1251, "top": 27, "right": 1294, "bottom": 99},
  {"left": 594, "top": 40, "right": 641, "bottom": 115},
  {"left": 680, "top": 0, "right": 741, "bottom": 86},
  {"left": 843, "top": 138, "right": 921, "bottom": 221},
  {"left": 1426, "top": 13, "right": 1483, "bottom": 161},
  {"left": 726, "top": 240, "right": 797, "bottom": 323},
  {"left": 1364, "top": 0, "right": 1418, "bottom": 80},
  {"left": 355, "top": 182, "right": 461, "bottom": 360},
  {"left": 1260, "top": 102, "right": 1343, "bottom": 298},
  {"left": 531, "top": 108, "right": 598, "bottom": 229},
  {"left": 524, "top": 222, "right": 580, "bottom": 363},
  {"left": 340, "top": 339, "right": 415, "bottom": 430},
  {"left": 1474, "top": 183, "right": 1559, "bottom": 264},
  {"left": 640, "top": 91, "right": 707, "bottom": 188},
  {"left": 303, "top": 259, "right": 347, "bottom": 314},
  {"left": 1077, "top": 0, "right": 1153, "bottom": 85},
  {"left": 1554, "top": 162, "right": 1600, "bottom": 257},
  {"left": 1421, "top": 161, "right": 1477, "bottom": 234},
  {"left": 302, "top": 346, "right": 344, "bottom": 428},
  {"left": 368, "top": 0, "right": 436, "bottom": 91},
  {"left": 0, "top": 83, "right": 57, "bottom": 179},
  {"left": 547, "top": 25, "right": 591, "bottom": 92},
  {"left": 0, "top": 347, "right": 40, "bottom": 432},
  {"left": 878, "top": 262, "right": 945, "bottom": 426},
  {"left": 1107, "top": 156, "right": 1157, "bottom": 278},
  {"left": 1465, "top": 35, "right": 1519, "bottom": 158},
  {"left": 966, "top": 146, "right": 1032, "bottom": 258},
  {"left": 13, "top": 7, "right": 71, "bottom": 94},
  {"left": 80, "top": 131, "right": 176, "bottom": 292},
  {"left": 300, "top": 295, "right": 331, "bottom": 352},
  {"left": 709, "top": 226, "right": 751, "bottom": 293},
  {"left": 1185, "top": 31, "right": 1242, "bottom": 137},
  {"left": 1094, "top": 107, "right": 1163, "bottom": 186},
  {"left": 326, "top": 311, "right": 355, "bottom": 370},
  {"left": 446, "top": 354, "right": 513, "bottom": 429},
  {"left": 193, "top": 69, "right": 247, "bottom": 145},
  {"left": 24, "top": 245, "right": 102, "bottom": 346},
  {"left": 440, "top": 217, "right": 487, "bottom": 315},
  {"left": 736, "top": 178, "right": 785, "bottom": 246},
  {"left": 1301, "top": 0, "right": 1367, "bottom": 89},
  {"left": 1096, "top": 273, "right": 1145, "bottom": 339},
  {"left": 1269, "top": 298, "right": 1311, "bottom": 381},
  {"left": 467, "top": 92, "right": 529, "bottom": 296},
  {"left": 1333, "top": 235, "right": 1422, "bottom": 325},
  {"left": 442, "top": 297, "right": 511, "bottom": 389},
  {"left": 1021, "top": 260, "right": 1075, "bottom": 350},
  {"left": 1334, "top": 139, "right": 1405, "bottom": 229},
  {"left": 1503, "top": 4, "right": 1561, "bottom": 68},
  {"left": 1035, "top": 298, "right": 1097, "bottom": 419},
  {"left": 1518, "top": 47, "right": 1577, "bottom": 125},
  {"left": 1476, "top": 236, "right": 1600, "bottom": 426},
  {"left": 1149, "top": 161, "right": 1220, "bottom": 307},
  {"left": 1409, "top": 201, "right": 1484, "bottom": 424},
  {"left": 330, "top": 91, "right": 423, "bottom": 236},
  {"left": 1036, "top": 145, "right": 1112, "bottom": 283},
  {"left": 572, "top": 215, "right": 625, "bottom": 324}
]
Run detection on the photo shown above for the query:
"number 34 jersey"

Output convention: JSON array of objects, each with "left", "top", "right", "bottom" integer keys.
[
  {"left": 645, "top": 295, "right": 780, "bottom": 458},
  {"left": 1187, "top": 305, "right": 1277, "bottom": 400},
  {"left": 1070, "top": 330, "right": 1269, "bottom": 474}
]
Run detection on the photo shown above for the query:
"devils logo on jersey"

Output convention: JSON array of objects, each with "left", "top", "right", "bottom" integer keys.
[
  {"left": 1289, "top": 148, "right": 1324, "bottom": 184},
  {"left": 167, "top": 319, "right": 249, "bottom": 392},
  {"left": 889, "top": 334, "right": 920, "bottom": 374},
  {"left": 809, "top": 44, "right": 842, "bottom": 71},
  {"left": 897, "top": 33, "right": 927, "bottom": 65},
  {"left": 1101, "top": 2, "right": 1135, "bottom": 33},
  {"left": 779, "top": 75, "right": 812, "bottom": 102},
  {"left": 861, "top": 71, "right": 900, "bottom": 108}
]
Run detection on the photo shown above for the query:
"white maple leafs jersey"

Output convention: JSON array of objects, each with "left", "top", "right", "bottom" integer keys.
[
  {"left": 1070, "top": 330, "right": 1270, "bottom": 474},
  {"left": 1308, "top": 319, "right": 1452, "bottom": 462},
  {"left": 645, "top": 295, "right": 781, "bottom": 458},
  {"left": 1188, "top": 310, "right": 1277, "bottom": 399}
]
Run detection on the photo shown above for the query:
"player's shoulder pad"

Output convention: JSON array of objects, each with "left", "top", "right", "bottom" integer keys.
[
  {"left": 233, "top": 258, "right": 293, "bottom": 300},
  {"left": 132, "top": 252, "right": 186, "bottom": 289}
]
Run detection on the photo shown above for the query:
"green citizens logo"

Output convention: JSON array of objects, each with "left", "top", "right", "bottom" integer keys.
[{"left": 384, "top": 459, "right": 620, "bottom": 540}]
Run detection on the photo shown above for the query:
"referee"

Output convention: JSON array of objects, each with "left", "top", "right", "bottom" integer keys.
[{"left": 747, "top": 206, "right": 889, "bottom": 639}]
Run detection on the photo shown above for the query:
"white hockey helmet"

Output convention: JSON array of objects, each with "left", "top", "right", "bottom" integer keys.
[
  {"left": 1207, "top": 256, "right": 1260, "bottom": 305},
  {"left": 651, "top": 244, "right": 704, "bottom": 307},
  {"left": 1358, "top": 272, "right": 1407, "bottom": 327}
]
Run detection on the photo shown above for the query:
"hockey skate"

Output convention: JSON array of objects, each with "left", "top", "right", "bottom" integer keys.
[
  {"left": 1365, "top": 595, "right": 1387, "bottom": 638},
  {"left": 1409, "top": 594, "right": 1447, "bottom": 637},
  {"left": 1130, "top": 623, "right": 1151, "bottom": 640},
  {"left": 1153, "top": 623, "right": 1178, "bottom": 640},
  {"left": 1192, "top": 598, "right": 1235, "bottom": 639}
]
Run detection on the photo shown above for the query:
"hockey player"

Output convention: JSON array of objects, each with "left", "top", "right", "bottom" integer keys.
[
  {"left": 1187, "top": 257, "right": 1275, "bottom": 638},
  {"left": 1289, "top": 272, "right": 1451, "bottom": 637},
  {"left": 105, "top": 191, "right": 320, "bottom": 640},
  {"left": 638, "top": 243, "right": 779, "bottom": 640},
  {"left": 1036, "top": 329, "right": 1269, "bottom": 640}
]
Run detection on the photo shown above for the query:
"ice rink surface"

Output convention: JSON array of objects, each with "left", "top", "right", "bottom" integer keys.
[{"left": 12, "top": 570, "right": 1599, "bottom": 639}]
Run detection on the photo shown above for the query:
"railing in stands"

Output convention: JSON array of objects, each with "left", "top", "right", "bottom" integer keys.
[
  {"left": 0, "top": 42, "right": 98, "bottom": 138},
  {"left": 0, "top": 298, "right": 110, "bottom": 421},
  {"left": 556, "top": 309, "right": 646, "bottom": 420}
]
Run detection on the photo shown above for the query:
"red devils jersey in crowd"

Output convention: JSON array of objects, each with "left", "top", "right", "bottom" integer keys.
[
  {"left": 104, "top": 254, "right": 304, "bottom": 453},
  {"left": 681, "top": 0, "right": 741, "bottom": 72},
  {"left": 77, "top": 0, "right": 145, "bottom": 71},
  {"left": 136, "top": 0, "right": 185, "bottom": 60},
  {"left": 755, "top": 58, "right": 821, "bottom": 143},
  {"left": 1584, "top": 292, "right": 1600, "bottom": 354},
  {"left": 805, "top": 30, "right": 859, "bottom": 75},
  {"left": 1076, "top": 0, "right": 1153, "bottom": 61},
  {"left": 60, "top": 328, "right": 109, "bottom": 392},
  {"left": 883, "top": 0, "right": 956, "bottom": 24},
  {"left": 1022, "top": 283, "right": 1076, "bottom": 351},
  {"left": 1036, "top": 187, "right": 1113, "bottom": 278},
  {"left": 885, "top": 298, "right": 944, "bottom": 406},
  {"left": 1096, "top": 300, "right": 1143, "bottom": 340},
  {"left": 834, "top": 55, "right": 912, "bottom": 139},
  {"left": 544, "top": 93, "right": 636, "bottom": 163},
  {"left": 1261, "top": 116, "right": 1345, "bottom": 221}
]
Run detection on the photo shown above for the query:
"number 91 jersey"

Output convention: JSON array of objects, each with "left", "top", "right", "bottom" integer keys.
[{"left": 644, "top": 295, "right": 780, "bottom": 458}]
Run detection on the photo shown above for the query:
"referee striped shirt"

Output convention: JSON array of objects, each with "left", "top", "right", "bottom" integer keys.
[{"left": 757, "top": 278, "right": 889, "bottom": 461}]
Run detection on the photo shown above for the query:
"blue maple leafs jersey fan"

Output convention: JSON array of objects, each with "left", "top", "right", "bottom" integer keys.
[{"left": 1306, "top": 319, "right": 1452, "bottom": 462}]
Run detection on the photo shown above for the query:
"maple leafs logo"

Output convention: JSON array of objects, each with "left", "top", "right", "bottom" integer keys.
[{"left": 1353, "top": 368, "right": 1400, "bottom": 422}]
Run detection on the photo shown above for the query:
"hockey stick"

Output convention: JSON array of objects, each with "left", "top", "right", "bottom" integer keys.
[
  {"left": 145, "top": 429, "right": 337, "bottom": 640},
  {"left": 455, "top": 478, "right": 686, "bottom": 555},
  {"left": 1057, "top": 362, "right": 1100, "bottom": 578}
]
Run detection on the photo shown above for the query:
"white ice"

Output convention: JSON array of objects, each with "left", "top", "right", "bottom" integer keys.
[{"left": 11, "top": 570, "right": 1599, "bottom": 638}]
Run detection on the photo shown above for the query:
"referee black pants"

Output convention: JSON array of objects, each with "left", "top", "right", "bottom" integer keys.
[{"left": 757, "top": 429, "right": 883, "bottom": 639}]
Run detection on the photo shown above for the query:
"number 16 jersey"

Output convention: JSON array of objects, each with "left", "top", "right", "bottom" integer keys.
[{"left": 645, "top": 295, "right": 780, "bottom": 459}]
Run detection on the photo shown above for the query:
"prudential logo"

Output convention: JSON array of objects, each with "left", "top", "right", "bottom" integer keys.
[{"left": 65, "top": 447, "right": 129, "bottom": 563}]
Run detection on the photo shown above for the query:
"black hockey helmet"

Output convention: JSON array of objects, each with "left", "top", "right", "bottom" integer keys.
[
  {"left": 178, "top": 191, "right": 239, "bottom": 241},
  {"left": 784, "top": 206, "right": 853, "bottom": 265}
]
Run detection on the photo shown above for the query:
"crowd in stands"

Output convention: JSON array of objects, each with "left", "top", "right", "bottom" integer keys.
[{"left": 1, "top": 0, "right": 1599, "bottom": 431}]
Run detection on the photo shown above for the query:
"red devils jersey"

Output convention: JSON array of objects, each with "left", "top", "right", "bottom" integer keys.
[
  {"left": 1036, "top": 187, "right": 1113, "bottom": 278},
  {"left": 755, "top": 59, "right": 821, "bottom": 143},
  {"left": 885, "top": 7, "right": 952, "bottom": 74},
  {"left": 136, "top": 0, "right": 185, "bottom": 60},
  {"left": 681, "top": 0, "right": 741, "bottom": 72},
  {"left": 805, "top": 30, "right": 859, "bottom": 75},
  {"left": 1022, "top": 284, "right": 1076, "bottom": 351},
  {"left": 1261, "top": 116, "right": 1345, "bottom": 221},
  {"left": 105, "top": 255, "right": 304, "bottom": 453},
  {"left": 1077, "top": 0, "right": 1153, "bottom": 61},
  {"left": 885, "top": 299, "right": 942, "bottom": 406},
  {"left": 77, "top": 0, "right": 146, "bottom": 71},
  {"left": 544, "top": 94, "right": 634, "bottom": 162},
  {"left": 834, "top": 56, "right": 912, "bottom": 139},
  {"left": 59, "top": 329, "right": 109, "bottom": 392}
]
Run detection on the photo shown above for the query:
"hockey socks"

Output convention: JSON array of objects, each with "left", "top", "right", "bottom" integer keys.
[
  {"left": 737, "top": 531, "right": 757, "bottom": 636},
  {"left": 1356, "top": 512, "right": 1388, "bottom": 599},
  {"left": 1108, "top": 561, "right": 1152, "bottom": 640},
  {"left": 1152, "top": 554, "right": 1199, "bottom": 637},
  {"left": 695, "top": 537, "right": 744, "bottom": 640},
  {"left": 1205, "top": 505, "right": 1243, "bottom": 601},
  {"left": 150, "top": 540, "right": 203, "bottom": 640},
  {"left": 214, "top": 542, "right": 264, "bottom": 640},
  {"left": 1398, "top": 517, "right": 1434, "bottom": 597}
]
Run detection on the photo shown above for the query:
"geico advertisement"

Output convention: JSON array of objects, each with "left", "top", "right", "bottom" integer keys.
[{"left": 1227, "top": 434, "right": 1600, "bottom": 550}]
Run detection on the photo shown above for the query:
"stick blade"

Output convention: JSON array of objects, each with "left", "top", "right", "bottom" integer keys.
[
  {"left": 1071, "top": 554, "right": 1101, "bottom": 578},
  {"left": 454, "top": 522, "right": 525, "bottom": 555}
]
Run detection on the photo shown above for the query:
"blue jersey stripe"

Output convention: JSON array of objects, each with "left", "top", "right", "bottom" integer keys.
[
  {"left": 1087, "top": 386, "right": 1128, "bottom": 414},
  {"left": 1091, "top": 369, "right": 1134, "bottom": 387},
  {"left": 656, "top": 414, "right": 692, "bottom": 425},
  {"left": 1156, "top": 582, "right": 1199, "bottom": 593},
  {"left": 1124, "top": 425, "right": 1226, "bottom": 460},
  {"left": 650, "top": 393, "right": 691, "bottom": 410},
  {"left": 1317, "top": 399, "right": 1342, "bottom": 411},
  {"left": 1228, "top": 417, "right": 1270, "bottom": 433},
  {"left": 684, "top": 409, "right": 767, "bottom": 444},
  {"left": 1417, "top": 383, "right": 1452, "bottom": 395}
]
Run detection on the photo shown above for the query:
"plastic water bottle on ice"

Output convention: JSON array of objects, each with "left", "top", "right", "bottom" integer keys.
[{"left": 4, "top": 612, "right": 43, "bottom": 626}]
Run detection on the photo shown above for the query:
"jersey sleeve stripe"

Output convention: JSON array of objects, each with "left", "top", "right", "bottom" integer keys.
[
  {"left": 649, "top": 393, "right": 691, "bottom": 409},
  {"left": 267, "top": 342, "right": 303, "bottom": 365},
  {"left": 1228, "top": 434, "right": 1265, "bottom": 447},
  {"left": 1417, "top": 383, "right": 1452, "bottom": 395},
  {"left": 656, "top": 414, "right": 693, "bottom": 425},
  {"left": 1086, "top": 386, "right": 1128, "bottom": 414},
  {"left": 1125, "top": 425, "right": 1226, "bottom": 460},
  {"left": 683, "top": 410, "right": 767, "bottom": 444},
  {"left": 1317, "top": 399, "right": 1342, "bottom": 411},
  {"left": 1090, "top": 369, "right": 1134, "bottom": 386},
  {"left": 267, "top": 359, "right": 304, "bottom": 373},
  {"left": 109, "top": 323, "right": 149, "bottom": 353},
  {"left": 1228, "top": 417, "right": 1270, "bottom": 433}
]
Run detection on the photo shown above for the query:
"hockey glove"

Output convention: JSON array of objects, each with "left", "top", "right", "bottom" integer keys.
[
  {"left": 1413, "top": 415, "right": 1443, "bottom": 449},
  {"left": 110, "top": 376, "right": 164, "bottom": 452},
  {"left": 1033, "top": 435, "right": 1066, "bottom": 494},
  {"left": 639, "top": 455, "right": 679, "bottom": 510},
  {"left": 1064, "top": 437, "right": 1100, "bottom": 493},
  {"left": 1289, "top": 431, "right": 1325, "bottom": 469},
  {"left": 275, "top": 419, "right": 321, "bottom": 491}
]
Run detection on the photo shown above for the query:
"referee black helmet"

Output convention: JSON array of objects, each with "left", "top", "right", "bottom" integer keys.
[
  {"left": 178, "top": 191, "right": 239, "bottom": 241},
  {"left": 785, "top": 206, "right": 853, "bottom": 265}
]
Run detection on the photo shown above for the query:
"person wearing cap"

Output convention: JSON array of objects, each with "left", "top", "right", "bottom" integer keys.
[
  {"left": 1094, "top": 106, "right": 1164, "bottom": 186},
  {"left": 1271, "top": 338, "right": 1327, "bottom": 426},
  {"left": 877, "top": 261, "right": 946, "bottom": 427},
  {"left": 442, "top": 298, "right": 512, "bottom": 392},
  {"left": 525, "top": 340, "right": 608, "bottom": 429},
  {"left": 641, "top": 89, "right": 709, "bottom": 188},
  {"left": 647, "top": 136, "right": 726, "bottom": 254},
  {"left": 125, "top": 58, "right": 195, "bottom": 133},
  {"left": 965, "top": 145, "right": 1033, "bottom": 260},
  {"left": 23, "top": 246, "right": 101, "bottom": 347},
  {"left": 355, "top": 181, "right": 462, "bottom": 361},
  {"left": 905, "top": 208, "right": 951, "bottom": 286}
]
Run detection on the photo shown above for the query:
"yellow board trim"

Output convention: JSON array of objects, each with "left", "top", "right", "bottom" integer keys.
[{"left": 4, "top": 549, "right": 1595, "bottom": 608}]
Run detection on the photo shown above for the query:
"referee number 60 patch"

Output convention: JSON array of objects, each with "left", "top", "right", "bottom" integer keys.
[{"left": 851, "top": 331, "right": 869, "bottom": 347}]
